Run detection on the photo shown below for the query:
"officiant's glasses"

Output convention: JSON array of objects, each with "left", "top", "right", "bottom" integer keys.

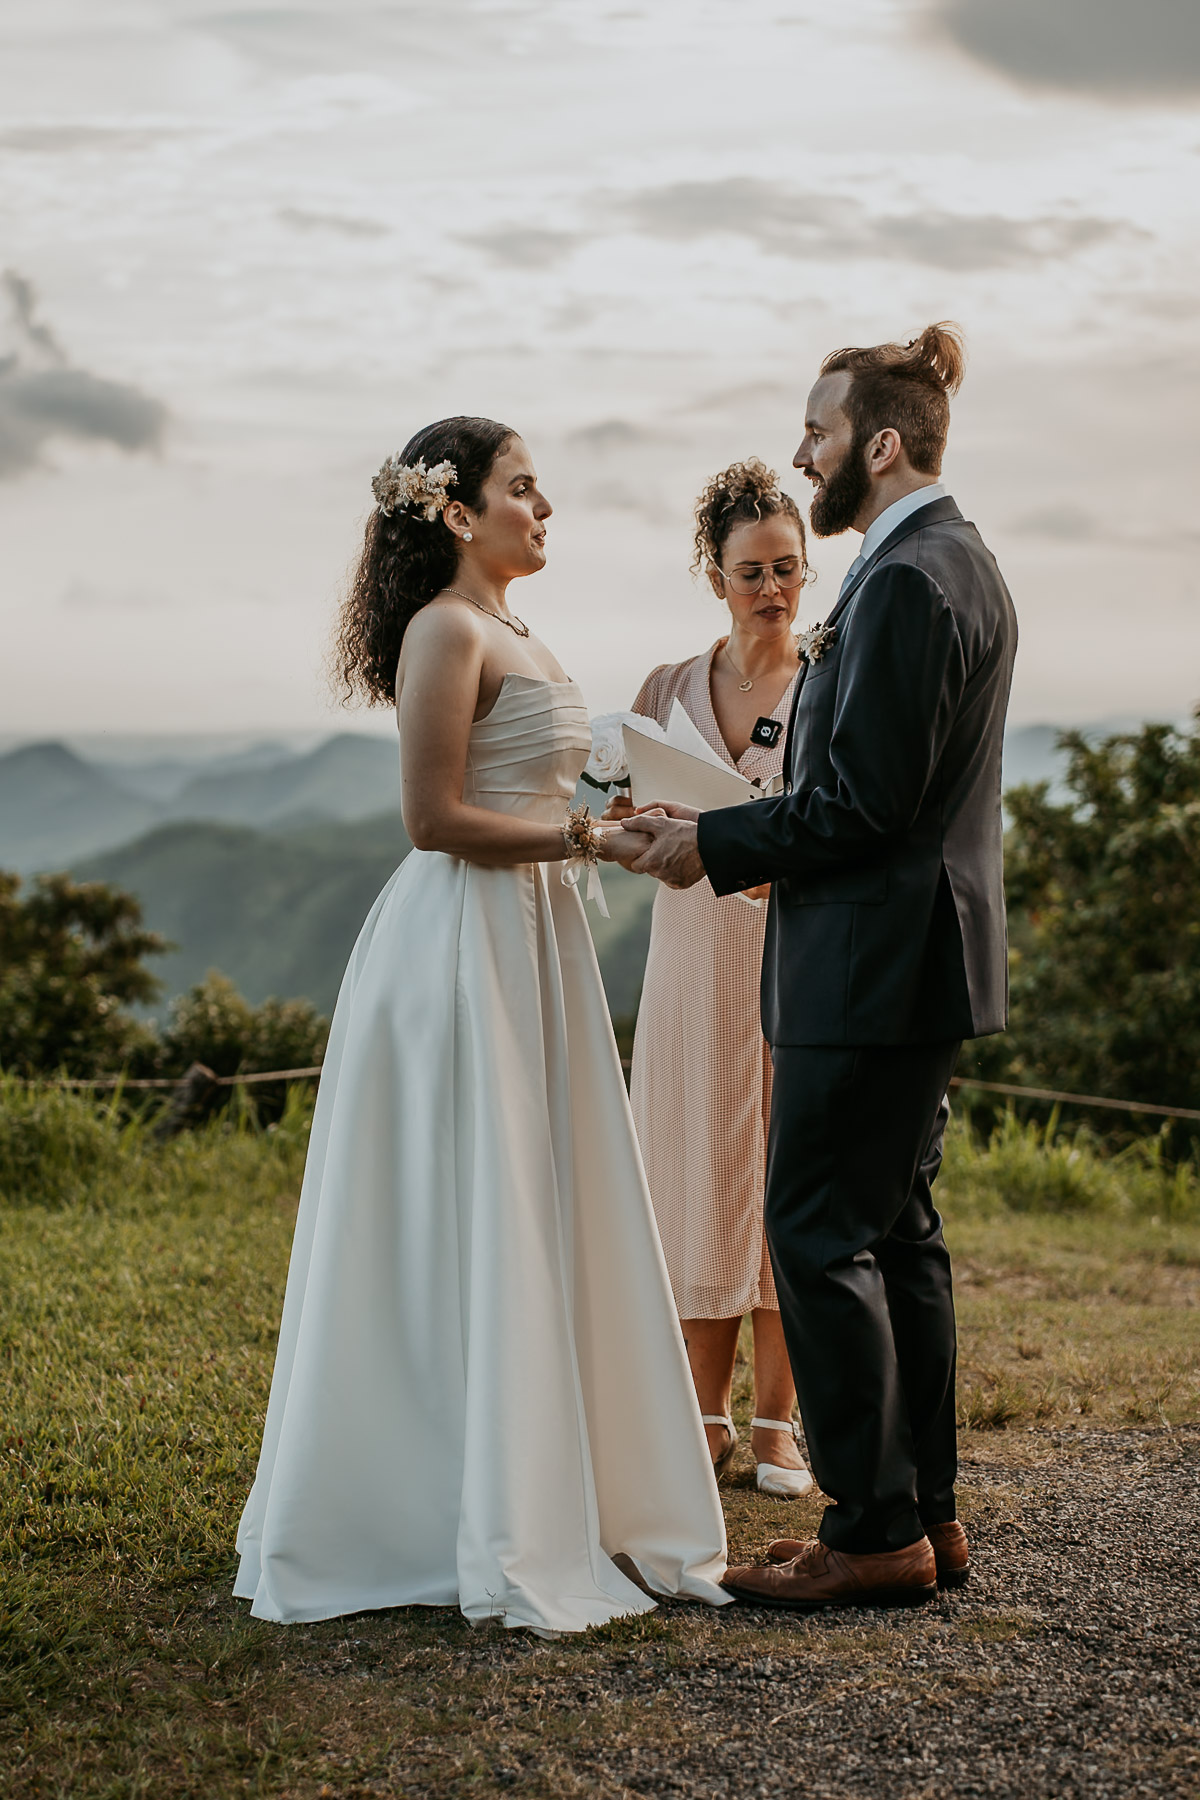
[{"left": 717, "top": 556, "right": 806, "bottom": 597}]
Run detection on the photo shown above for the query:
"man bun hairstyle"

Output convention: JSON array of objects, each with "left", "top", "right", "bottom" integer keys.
[
  {"left": 820, "top": 321, "right": 966, "bottom": 476},
  {"left": 692, "top": 456, "right": 808, "bottom": 576},
  {"left": 333, "top": 415, "right": 516, "bottom": 706}
]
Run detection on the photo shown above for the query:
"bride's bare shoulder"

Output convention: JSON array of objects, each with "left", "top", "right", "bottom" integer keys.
[
  {"left": 407, "top": 594, "right": 486, "bottom": 650},
  {"left": 396, "top": 598, "right": 487, "bottom": 706}
]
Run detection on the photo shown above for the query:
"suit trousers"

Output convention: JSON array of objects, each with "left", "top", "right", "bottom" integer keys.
[{"left": 765, "top": 1040, "right": 962, "bottom": 1554}]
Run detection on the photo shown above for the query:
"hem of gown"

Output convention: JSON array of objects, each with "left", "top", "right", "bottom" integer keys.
[
  {"left": 236, "top": 1582, "right": 662, "bottom": 1633},
  {"left": 234, "top": 1557, "right": 730, "bottom": 1630}
]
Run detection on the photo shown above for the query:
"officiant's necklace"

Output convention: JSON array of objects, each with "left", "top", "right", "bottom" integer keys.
[
  {"left": 722, "top": 637, "right": 799, "bottom": 693},
  {"left": 444, "top": 588, "right": 531, "bottom": 638}
]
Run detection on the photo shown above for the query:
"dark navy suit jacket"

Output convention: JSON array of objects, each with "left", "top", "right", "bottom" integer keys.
[{"left": 697, "top": 496, "right": 1017, "bottom": 1047}]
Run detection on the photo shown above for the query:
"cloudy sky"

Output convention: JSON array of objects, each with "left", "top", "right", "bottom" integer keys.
[{"left": 1, "top": 0, "right": 1198, "bottom": 738}]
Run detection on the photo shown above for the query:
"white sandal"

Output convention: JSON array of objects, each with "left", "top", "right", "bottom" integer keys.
[
  {"left": 751, "top": 1416, "right": 814, "bottom": 1499},
  {"left": 701, "top": 1413, "right": 739, "bottom": 1478}
]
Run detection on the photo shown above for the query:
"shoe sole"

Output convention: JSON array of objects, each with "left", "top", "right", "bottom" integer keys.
[
  {"left": 722, "top": 1581, "right": 938, "bottom": 1612},
  {"left": 767, "top": 1550, "right": 971, "bottom": 1590},
  {"left": 713, "top": 1444, "right": 739, "bottom": 1481}
]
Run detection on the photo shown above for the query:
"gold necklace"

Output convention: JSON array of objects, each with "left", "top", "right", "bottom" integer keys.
[
  {"left": 722, "top": 641, "right": 754, "bottom": 691},
  {"left": 444, "top": 587, "right": 531, "bottom": 638},
  {"left": 723, "top": 637, "right": 802, "bottom": 692}
]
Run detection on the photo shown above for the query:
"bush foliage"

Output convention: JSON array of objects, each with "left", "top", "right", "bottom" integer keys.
[
  {"left": 0, "top": 871, "right": 166, "bottom": 1076},
  {"left": 960, "top": 710, "right": 1200, "bottom": 1140},
  {"left": 0, "top": 869, "right": 327, "bottom": 1111},
  {"left": 134, "top": 971, "right": 328, "bottom": 1083},
  {"left": 1007, "top": 712, "right": 1200, "bottom": 1109}
]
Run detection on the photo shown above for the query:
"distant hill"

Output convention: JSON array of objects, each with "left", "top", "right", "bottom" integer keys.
[
  {"left": 77, "top": 815, "right": 410, "bottom": 1017},
  {"left": 95, "top": 740, "right": 301, "bottom": 803},
  {"left": 0, "top": 732, "right": 400, "bottom": 873},
  {"left": 1, "top": 718, "right": 1148, "bottom": 1028},
  {"left": 0, "top": 741, "right": 158, "bottom": 873},
  {"left": 170, "top": 734, "right": 399, "bottom": 830},
  {"left": 76, "top": 813, "right": 657, "bottom": 1022}
]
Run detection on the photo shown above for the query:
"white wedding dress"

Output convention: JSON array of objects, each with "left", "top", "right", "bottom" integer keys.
[{"left": 234, "top": 672, "right": 730, "bottom": 1633}]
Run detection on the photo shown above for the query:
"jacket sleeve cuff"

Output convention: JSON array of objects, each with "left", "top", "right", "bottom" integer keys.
[{"left": 697, "top": 805, "right": 771, "bottom": 898}]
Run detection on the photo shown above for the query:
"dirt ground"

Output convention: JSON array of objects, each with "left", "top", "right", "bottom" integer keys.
[{"left": 248, "top": 1426, "right": 1200, "bottom": 1799}]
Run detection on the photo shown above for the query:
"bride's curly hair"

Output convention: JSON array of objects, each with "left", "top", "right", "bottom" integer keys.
[
  {"left": 333, "top": 415, "right": 516, "bottom": 706},
  {"left": 691, "top": 456, "right": 810, "bottom": 582}
]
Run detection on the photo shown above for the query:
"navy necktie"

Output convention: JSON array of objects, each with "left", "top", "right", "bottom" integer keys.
[{"left": 839, "top": 554, "right": 866, "bottom": 600}]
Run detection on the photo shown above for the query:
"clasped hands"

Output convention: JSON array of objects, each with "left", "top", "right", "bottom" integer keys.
[{"left": 597, "top": 793, "right": 706, "bottom": 889}]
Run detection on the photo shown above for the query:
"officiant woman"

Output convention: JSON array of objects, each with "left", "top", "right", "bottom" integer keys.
[{"left": 605, "top": 459, "right": 813, "bottom": 1499}]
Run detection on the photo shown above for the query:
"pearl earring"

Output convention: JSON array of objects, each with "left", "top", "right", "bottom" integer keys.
[{"left": 462, "top": 531, "right": 473, "bottom": 542}]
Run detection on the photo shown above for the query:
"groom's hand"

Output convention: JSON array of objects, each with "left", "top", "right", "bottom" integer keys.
[{"left": 620, "top": 812, "right": 705, "bottom": 888}]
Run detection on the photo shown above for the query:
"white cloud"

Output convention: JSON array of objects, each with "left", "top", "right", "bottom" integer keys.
[{"left": 0, "top": 0, "right": 1196, "bottom": 730}]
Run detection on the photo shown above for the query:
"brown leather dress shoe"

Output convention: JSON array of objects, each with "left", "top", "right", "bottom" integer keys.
[
  {"left": 767, "top": 1519, "right": 970, "bottom": 1590},
  {"left": 925, "top": 1520, "right": 970, "bottom": 1588},
  {"left": 722, "top": 1536, "right": 937, "bottom": 1611}
]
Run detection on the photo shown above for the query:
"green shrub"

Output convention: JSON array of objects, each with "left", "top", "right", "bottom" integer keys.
[
  {"left": 978, "top": 711, "right": 1200, "bottom": 1146},
  {"left": 942, "top": 1109, "right": 1200, "bottom": 1221},
  {"left": 148, "top": 971, "right": 328, "bottom": 1080},
  {"left": 125, "top": 972, "right": 328, "bottom": 1125},
  {"left": 0, "top": 1076, "right": 132, "bottom": 1208},
  {"left": 0, "top": 871, "right": 166, "bottom": 1077}
]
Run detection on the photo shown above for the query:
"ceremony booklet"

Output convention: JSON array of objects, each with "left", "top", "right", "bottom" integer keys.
[{"left": 622, "top": 701, "right": 783, "bottom": 812}]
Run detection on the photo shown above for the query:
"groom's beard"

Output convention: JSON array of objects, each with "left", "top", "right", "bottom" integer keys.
[{"left": 808, "top": 437, "right": 872, "bottom": 538}]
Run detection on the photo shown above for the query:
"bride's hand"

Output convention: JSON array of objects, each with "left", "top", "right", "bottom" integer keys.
[
  {"left": 601, "top": 793, "right": 635, "bottom": 822},
  {"left": 634, "top": 799, "right": 700, "bottom": 825},
  {"left": 596, "top": 824, "right": 649, "bottom": 870}
]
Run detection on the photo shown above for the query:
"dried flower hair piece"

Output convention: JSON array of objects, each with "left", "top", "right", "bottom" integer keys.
[{"left": 371, "top": 455, "right": 458, "bottom": 521}]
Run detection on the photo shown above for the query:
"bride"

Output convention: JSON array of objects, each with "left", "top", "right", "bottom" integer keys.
[{"left": 234, "top": 416, "right": 730, "bottom": 1634}]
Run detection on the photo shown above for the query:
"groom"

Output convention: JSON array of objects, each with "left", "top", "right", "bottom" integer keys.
[{"left": 624, "top": 323, "right": 1017, "bottom": 1608}]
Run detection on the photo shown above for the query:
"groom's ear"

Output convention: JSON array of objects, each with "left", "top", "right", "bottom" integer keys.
[{"left": 867, "top": 427, "right": 904, "bottom": 479}]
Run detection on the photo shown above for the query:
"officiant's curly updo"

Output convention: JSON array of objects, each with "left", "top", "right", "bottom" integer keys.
[
  {"left": 334, "top": 415, "right": 516, "bottom": 706},
  {"left": 820, "top": 321, "right": 965, "bottom": 474},
  {"left": 691, "top": 457, "right": 809, "bottom": 578}
]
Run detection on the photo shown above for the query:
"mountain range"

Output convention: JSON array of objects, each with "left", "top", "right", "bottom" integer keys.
[
  {"left": 77, "top": 813, "right": 656, "bottom": 1023},
  {"left": 0, "top": 723, "right": 1078, "bottom": 879},
  {"left": 0, "top": 721, "right": 1097, "bottom": 1027},
  {"left": 0, "top": 733, "right": 400, "bottom": 874}
]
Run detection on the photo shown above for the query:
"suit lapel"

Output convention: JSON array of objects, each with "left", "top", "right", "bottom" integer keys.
[
  {"left": 823, "top": 496, "right": 963, "bottom": 633},
  {"left": 781, "top": 657, "right": 809, "bottom": 781}
]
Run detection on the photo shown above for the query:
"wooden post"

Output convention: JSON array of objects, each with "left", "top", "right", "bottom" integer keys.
[{"left": 154, "top": 1062, "right": 220, "bottom": 1140}]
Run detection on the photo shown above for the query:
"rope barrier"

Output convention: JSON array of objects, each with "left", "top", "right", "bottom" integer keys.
[
  {"left": 22, "top": 1066, "right": 1200, "bottom": 1124},
  {"left": 34, "top": 1066, "right": 323, "bottom": 1091},
  {"left": 950, "top": 1077, "right": 1200, "bottom": 1125}
]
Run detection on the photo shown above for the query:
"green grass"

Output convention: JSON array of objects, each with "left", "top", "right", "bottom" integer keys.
[{"left": 1, "top": 1085, "right": 1197, "bottom": 1796}]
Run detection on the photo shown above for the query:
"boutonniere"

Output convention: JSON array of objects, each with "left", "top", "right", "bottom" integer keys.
[{"left": 797, "top": 622, "right": 837, "bottom": 665}]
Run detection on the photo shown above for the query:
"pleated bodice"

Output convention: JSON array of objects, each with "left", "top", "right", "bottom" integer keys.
[{"left": 462, "top": 672, "right": 592, "bottom": 825}]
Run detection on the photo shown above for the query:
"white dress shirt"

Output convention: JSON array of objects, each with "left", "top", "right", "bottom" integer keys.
[
  {"left": 859, "top": 482, "right": 945, "bottom": 562},
  {"left": 839, "top": 483, "right": 946, "bottom": 596}
]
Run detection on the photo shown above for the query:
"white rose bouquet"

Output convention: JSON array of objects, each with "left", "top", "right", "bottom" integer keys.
[{"left": 581, "top": 712, "right": 636, "bottom": 793}]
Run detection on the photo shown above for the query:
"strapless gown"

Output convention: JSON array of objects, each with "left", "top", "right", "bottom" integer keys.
[{"left": 233, "top": 673, "right": 730, "bottom": 1633}]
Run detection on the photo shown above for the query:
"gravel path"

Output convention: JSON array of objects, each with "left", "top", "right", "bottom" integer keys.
[{"left": 565, "top": 1426, "right": 1200, "bottom": 1798}]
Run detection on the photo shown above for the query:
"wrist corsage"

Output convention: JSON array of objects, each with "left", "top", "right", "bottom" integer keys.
[{"left": 560, "top": 804, "right": 610, "bottom": 917}]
